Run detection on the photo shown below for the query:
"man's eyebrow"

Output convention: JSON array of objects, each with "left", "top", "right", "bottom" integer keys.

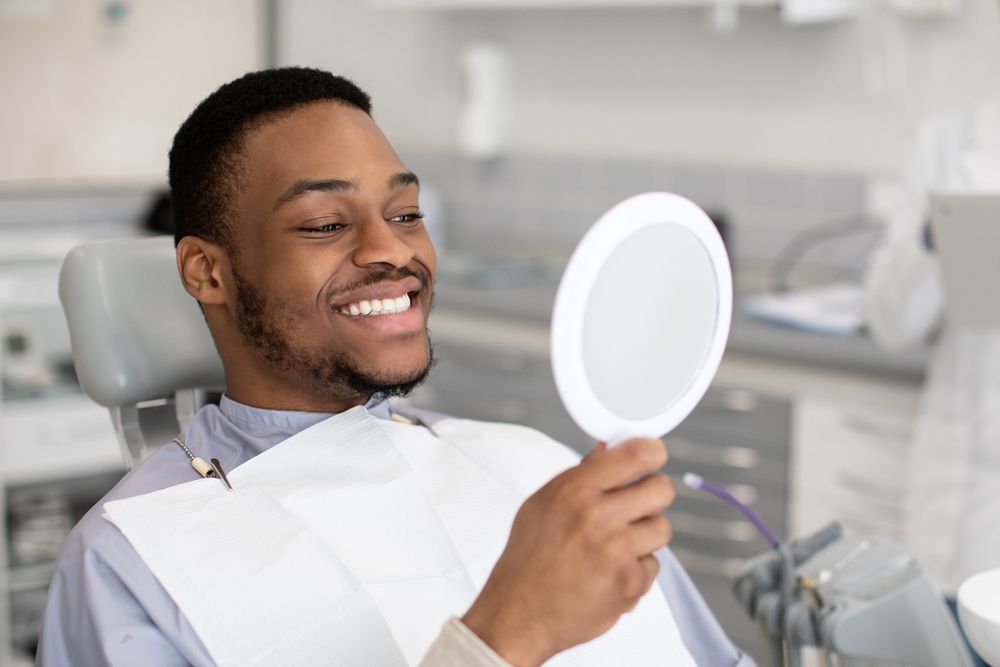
[
  {"left": 273, "top": 179, "right": 358, "bottom": 210},
  {"left": 273, "top": 173, "right": 419, "bottom": 210},
  {"left": 389, "top": 172, "right": 420, "bottom": 190}
]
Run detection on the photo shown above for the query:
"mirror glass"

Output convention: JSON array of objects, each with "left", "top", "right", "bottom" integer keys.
[
  {"left": 551, "top": 192, "right": 732, "bottom": 443},
  {"left": 581, "top": 223, "right": 718, "bottom": 421}
]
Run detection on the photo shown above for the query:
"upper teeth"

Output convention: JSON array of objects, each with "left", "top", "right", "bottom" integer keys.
[{"left": 339, "top": 294, "right": 411, "bottom": 316}]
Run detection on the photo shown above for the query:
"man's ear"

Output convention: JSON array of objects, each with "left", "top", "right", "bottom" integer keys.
[{"left": 176, "top": 236, "right": 230, "bottom": 306}]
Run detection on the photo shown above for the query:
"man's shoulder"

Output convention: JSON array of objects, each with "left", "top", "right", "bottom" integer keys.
[
  {"left": 64, "top": 442, "right": 201, "bottom": 560},
  {"left": 41, "top": 441, "right": 217, "bottom": 666}
]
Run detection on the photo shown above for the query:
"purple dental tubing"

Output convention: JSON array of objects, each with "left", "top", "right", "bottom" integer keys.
[{"left": 682, "top": 472, "right": 782, "bottom": 550}]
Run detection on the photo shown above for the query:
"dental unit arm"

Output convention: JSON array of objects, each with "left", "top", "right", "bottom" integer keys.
[{"left": 732, "top": 522, "right": 975, "bottom": 667}]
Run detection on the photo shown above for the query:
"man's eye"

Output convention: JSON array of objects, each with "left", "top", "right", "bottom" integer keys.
[
  {"left": 389, "top": 211, "right": 425, "bottom": 225},
  {"left": 304, "top": 223, "right": 344, "bottom": 234}
]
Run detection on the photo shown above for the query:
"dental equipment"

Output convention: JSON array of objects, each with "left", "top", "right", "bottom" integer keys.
[{"left": 685, "top": 473, "right": 975, "bottom": 667}]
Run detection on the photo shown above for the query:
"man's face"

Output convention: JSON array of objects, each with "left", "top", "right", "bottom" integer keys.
[{"left": 226, "top": 101, "right": 436, "bottom": 403}]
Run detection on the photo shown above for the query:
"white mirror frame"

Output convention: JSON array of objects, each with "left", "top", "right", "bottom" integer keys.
[{"left": 550, "top": 192, "right": 733, "bottom": 443}]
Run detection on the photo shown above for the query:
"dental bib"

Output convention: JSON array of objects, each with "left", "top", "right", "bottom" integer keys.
[{"left": 103, "top": 407, "right": 695, "bottom": 666}]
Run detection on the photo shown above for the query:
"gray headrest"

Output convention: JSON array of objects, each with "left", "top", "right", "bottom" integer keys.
[{"left": 59, "top": 236, "right": 225, "bottom": 407}]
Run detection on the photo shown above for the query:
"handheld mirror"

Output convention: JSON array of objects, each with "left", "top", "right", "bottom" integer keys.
[{"left": 551, "top": 192, "right": 733, "bottom": 443}]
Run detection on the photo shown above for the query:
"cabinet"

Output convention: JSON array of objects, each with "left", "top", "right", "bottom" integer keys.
[
  {"left": 1, "top": 249, "right": 125, "bottom": 661},
  {"left": 4, "top": 468, "right": 124, "bottom": 656},
  {"left": 714, "top": 352, "right": 922, "bottom": 542},
  {"left": 666, "top": 387, "right": 789, "bottom": 660},
  {"left": 791, "top": 394, "right": 918, "bottom": 542}
]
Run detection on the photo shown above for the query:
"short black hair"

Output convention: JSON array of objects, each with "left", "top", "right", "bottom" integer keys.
[{"left": 168, "top": 67, "right": 372, "bottom": 251}]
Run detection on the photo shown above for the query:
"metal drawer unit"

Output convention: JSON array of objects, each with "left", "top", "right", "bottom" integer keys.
[{"left": 666, "top": 387, "right": 790, "bottom": 665}]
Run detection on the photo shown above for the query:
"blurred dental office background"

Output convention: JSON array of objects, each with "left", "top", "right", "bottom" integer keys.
[{"left": 2, "top": 0, "right": 999, "bottom": 664}]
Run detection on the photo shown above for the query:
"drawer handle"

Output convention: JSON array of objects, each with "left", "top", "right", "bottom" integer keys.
[
  {"left": 675, "top": 480, "right": 758, "bottom": 505},
  {"left": 668, "top": 437, "right": 760, "bottom": 468},
  {"left": 669, "top": 510, "right": 760, "bottom": 542},
  {"left": 697, "top": 388, "right": 760, "bottom": 413}
]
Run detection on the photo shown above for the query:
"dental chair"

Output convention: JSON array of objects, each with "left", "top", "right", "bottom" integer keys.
[{"left": 59, "top": 235, "right": 225, "bottom": 468}]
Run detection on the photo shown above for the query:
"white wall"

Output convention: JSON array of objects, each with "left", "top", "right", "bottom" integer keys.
[
  {"left": 0, "top": 0, "right": 264, "bottom": 186},
  {"left": 279, "top": 0, "right": 1000, "bottom": 174}
]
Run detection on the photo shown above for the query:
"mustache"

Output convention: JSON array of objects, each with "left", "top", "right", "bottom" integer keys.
[{"left": 326, "top": 265, "right": 432, "bottom": 300}]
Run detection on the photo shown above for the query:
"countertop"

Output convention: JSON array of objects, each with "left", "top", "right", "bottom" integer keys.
[{"left": 432, "top": 261, "right": 930, "bottom": 384}]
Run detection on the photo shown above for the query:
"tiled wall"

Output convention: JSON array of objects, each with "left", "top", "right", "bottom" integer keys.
[
  {"left": 0, "top": 158, "right": 877, "bottom": 290},
  {"left": 0, "top": 187, "right": 152, "bottom": 259},
  {"left": 407, "top": 152, "right": 877, "bottom": 290}
]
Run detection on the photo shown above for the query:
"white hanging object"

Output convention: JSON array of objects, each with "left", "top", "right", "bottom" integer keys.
[{"left": 458, "top": 42, "right": 513, "bottom": 159}]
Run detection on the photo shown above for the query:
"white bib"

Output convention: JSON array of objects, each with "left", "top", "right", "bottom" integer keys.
[{"left": 103, "top": 407, "right": 695, "bottom": 666}]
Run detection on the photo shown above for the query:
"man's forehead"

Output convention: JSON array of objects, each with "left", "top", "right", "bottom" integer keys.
[
  {"left": 247, "top": 101, "right": 382, "bottom": 150},
  {"left": 250, "top": 99, "right": 374, "bottom": 137},
  {"left": 240, "top": 101, "right": 406, "bottom": 194}
]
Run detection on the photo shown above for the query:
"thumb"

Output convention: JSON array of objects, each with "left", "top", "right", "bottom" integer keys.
[{"left": 583, "top": 441, "right": 607, "bottom": 462}]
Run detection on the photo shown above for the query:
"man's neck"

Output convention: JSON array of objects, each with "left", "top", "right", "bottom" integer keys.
[{"left": 223, "top": 384, "right": 372, "bottom": 414}]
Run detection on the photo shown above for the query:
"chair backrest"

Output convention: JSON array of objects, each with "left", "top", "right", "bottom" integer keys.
[{"left": 59, "top": 235, "right": 225, "bottom": 466}]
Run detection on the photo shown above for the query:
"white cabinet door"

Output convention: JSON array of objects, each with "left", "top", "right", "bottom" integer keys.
[
  {"left": 791, "top": 396, "right": 917, "bottom": 541},
  {"left": 0, "top": 0, "right": 263, "bottom": 186}
]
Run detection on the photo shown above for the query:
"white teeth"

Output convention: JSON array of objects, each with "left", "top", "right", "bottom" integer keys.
[{"left": 338, "top": 294, "right": 414, "bottom": 317}]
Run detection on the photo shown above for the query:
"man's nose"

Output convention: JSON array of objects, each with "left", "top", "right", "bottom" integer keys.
[{"left": 352, "top": 217, "right": 415, "bottom": 268}]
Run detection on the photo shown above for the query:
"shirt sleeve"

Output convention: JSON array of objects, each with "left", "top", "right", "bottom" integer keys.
[
  {"left": 37, "top": 547, "right": 189, "bottom": 666},
  {"left": 419, "top": 616, "right": 513, "bottom": 667},
  {"left": 36, "top": 510, "right": 216, "bottom": 667},
  {"left": 656, "top": 548, "right": 758, "bottom": 667}
]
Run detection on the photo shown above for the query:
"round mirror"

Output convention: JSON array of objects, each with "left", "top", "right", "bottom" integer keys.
[{"left": 551, "top": 192, "right": 732, "bottom": 443}]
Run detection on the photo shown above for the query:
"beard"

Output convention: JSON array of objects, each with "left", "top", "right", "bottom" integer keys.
[{"left": 231, "top": 267, "right": 434, "bottom": 401}]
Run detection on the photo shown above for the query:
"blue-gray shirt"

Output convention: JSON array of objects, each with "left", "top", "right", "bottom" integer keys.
[{"left": 37, "top": 396, "right": 754, "bottom": 666}]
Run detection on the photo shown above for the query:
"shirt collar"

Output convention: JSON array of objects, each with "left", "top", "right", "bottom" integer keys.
[{"left": 218, "top": 394, "right": 392, "bottom": 431}]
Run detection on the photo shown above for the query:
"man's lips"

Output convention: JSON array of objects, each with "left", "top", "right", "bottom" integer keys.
[
  {"left": 329, "top": 276, "right": 423, "bottom": 309},
  {"left": 330, "top": 282, "right": 427, "bottom": 334}
]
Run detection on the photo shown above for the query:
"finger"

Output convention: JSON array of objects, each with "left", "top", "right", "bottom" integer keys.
[
  {"left": 577, "top": 438, "right": 667, "bottom": 490},
  {"left": 604, "top": 473, "right": 675, "bottom": 522},
  {"left": 626, "top": 515, "right": 673, "bottom": 556},
  {"left": 626, "top": 554, "right": 662, "bottom": 612},
  {"left": 638, "top": 553, "right": 661, "bottom": 594}
]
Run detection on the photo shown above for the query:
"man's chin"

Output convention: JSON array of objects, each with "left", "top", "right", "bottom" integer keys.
[
  {"left": 336, "top": 348, "right": 435, "bottom": 400},
  {"left": 345, "top": 365, "right": 432, "bottom": 399}
]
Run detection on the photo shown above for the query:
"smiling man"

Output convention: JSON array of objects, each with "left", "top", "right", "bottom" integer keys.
[
  {"left": 38, "top": 68, "right": 753, "bottom": 666},
  {"left": 174, "top": 84, "right": 436, "bottom": 413}
]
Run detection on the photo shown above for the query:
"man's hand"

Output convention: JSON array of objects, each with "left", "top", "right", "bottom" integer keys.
[{"left": 461, "top": 438, "right": 675, "bottom": 667}]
